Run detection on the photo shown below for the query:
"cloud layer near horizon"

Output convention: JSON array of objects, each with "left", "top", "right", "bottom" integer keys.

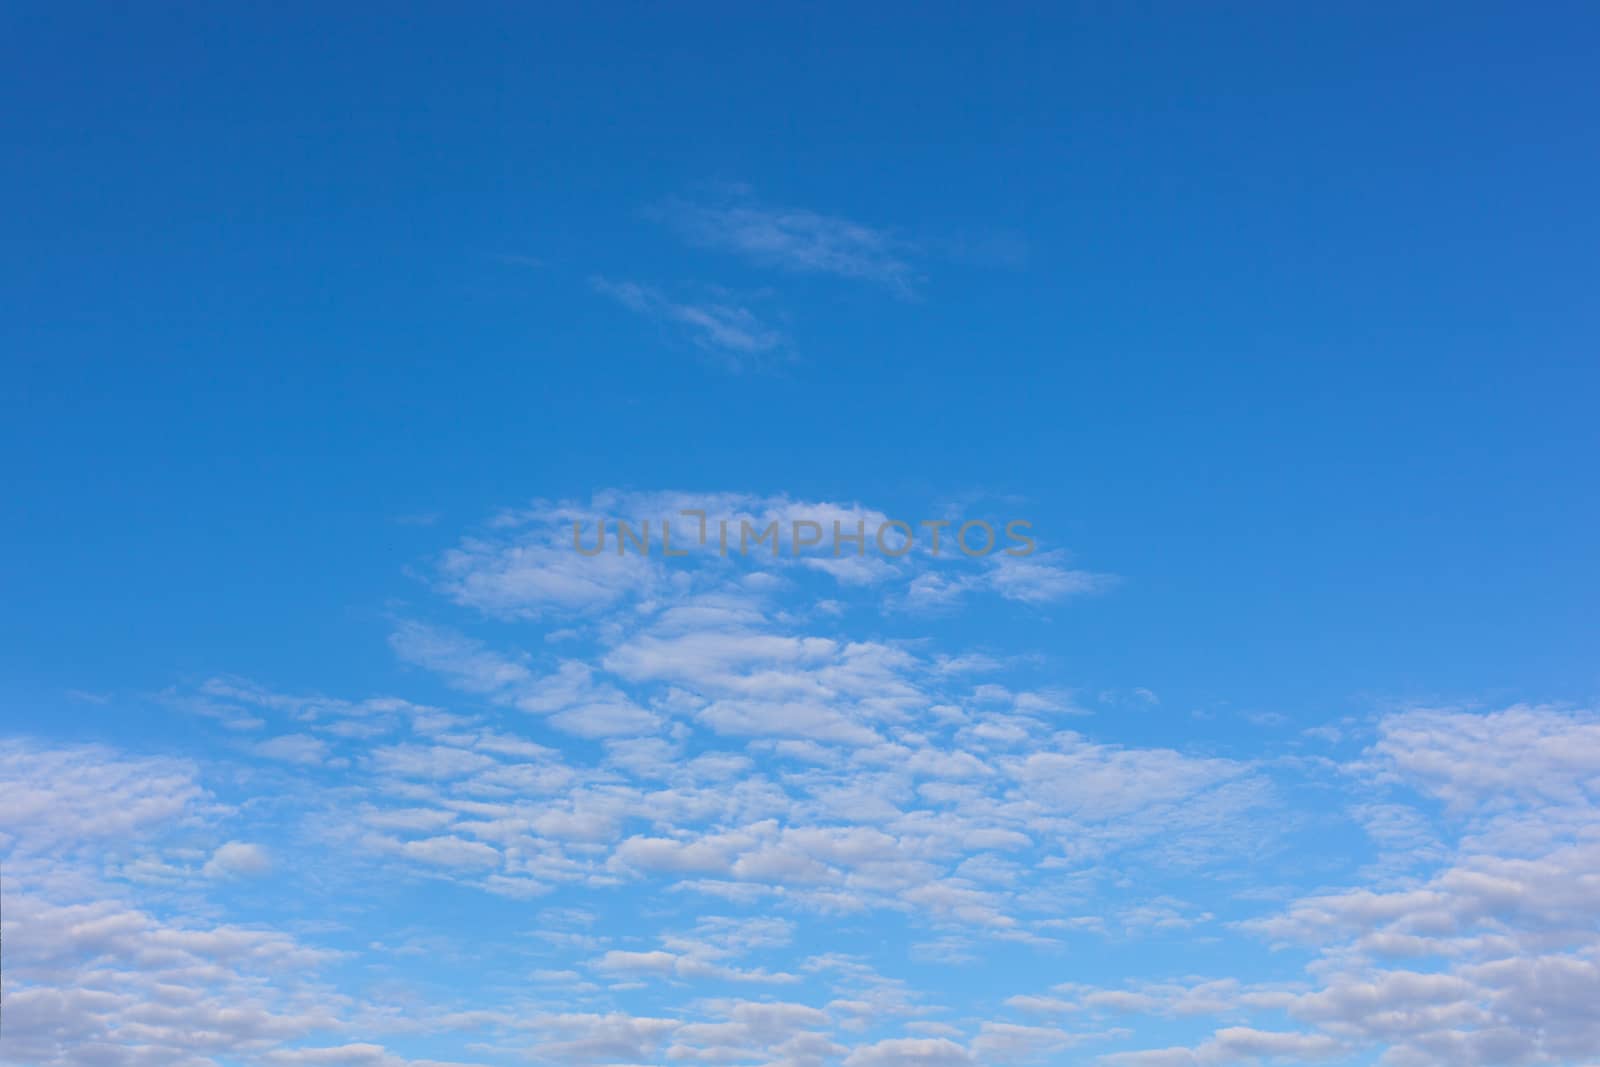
[{"left": 3, "top": 492, "right": 1596, "bottom": 1067}]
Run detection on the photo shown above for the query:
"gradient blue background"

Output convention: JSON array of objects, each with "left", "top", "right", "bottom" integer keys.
[{"left": 4, "top": 3, "right": 1597, "bottom": 732}]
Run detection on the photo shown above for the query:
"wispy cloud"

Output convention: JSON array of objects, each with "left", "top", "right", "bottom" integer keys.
[
  {"left": 592, "top": 278, "right": 785, "bottom": 368},
  {"left": 656, "top": 187, "right": 918, "bottom": 293}
]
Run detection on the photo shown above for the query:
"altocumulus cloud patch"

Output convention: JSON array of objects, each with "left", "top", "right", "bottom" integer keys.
[{"left": 2, "top": 493, "right": 1598, "bottom": 1067}]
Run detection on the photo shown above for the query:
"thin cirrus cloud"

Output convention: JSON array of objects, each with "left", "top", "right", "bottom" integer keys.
[
  {"left": 590, "top": 277, "right": 786, "bottom": 368},
  {"left": 654, "top": 186, "right": 920, "bottom": 294},
  {"left": 589, "top": 189, "right": 919, "bottom": 367}
]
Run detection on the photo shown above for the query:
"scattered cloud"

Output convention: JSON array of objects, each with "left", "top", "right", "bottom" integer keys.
[
  {"left": 656, "top": 186, "right": 919, "bottom": 293},
  {"left": 592, "top": 277, "right": 786, "bottom": 367},
  {"left": 5, "top": 497, "right": 1594, "bottom": 1066},
  {"left": 203, "top": 840, "right": 273, "bottom": 879}
]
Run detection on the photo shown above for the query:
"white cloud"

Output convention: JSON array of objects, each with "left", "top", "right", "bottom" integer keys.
[
  {"left": 203, "top": 840, "right": 272, "bottom": 879},
  {"left": 592, "top": 277, "right": 785, "bottom": 366},
  {"left": 263, "top": 1045, "right": 490, "bottom": 1067},
  {"left": 0, "top": 891, "right": 343, "bottom": 1067},
  {"left": 658, "top": 187, "right": 918, "bottom": 292},
  {"left": 256, "top": 732, "right": 334, "bottom": 766},
  {"left": 844, "top": 1037, "right": 975, "bottom": 1067},
  {"left": 17, "top": 497, "right": 1598, "bottom": 1067},
  {"left": 0, "top": 740, "right": 207, "bottom": 857},
  {"left": 529, "top": 1012, "right": 681, "bottom": 1064}
]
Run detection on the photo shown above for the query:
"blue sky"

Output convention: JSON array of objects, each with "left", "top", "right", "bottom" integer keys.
[{"left": 2, "top": 5, "right": 1599, "bottom": 1067}]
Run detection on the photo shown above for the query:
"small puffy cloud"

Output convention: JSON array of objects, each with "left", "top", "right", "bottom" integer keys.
[
  {"left": 844, "top": 1037, "right": 975, "bottom": 1067},
  {"left": 203, "top": 841, "right": 272, "bottom": 879},
  {"left": 255, "top": 733, "right": 333, "bottom": 766}
]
